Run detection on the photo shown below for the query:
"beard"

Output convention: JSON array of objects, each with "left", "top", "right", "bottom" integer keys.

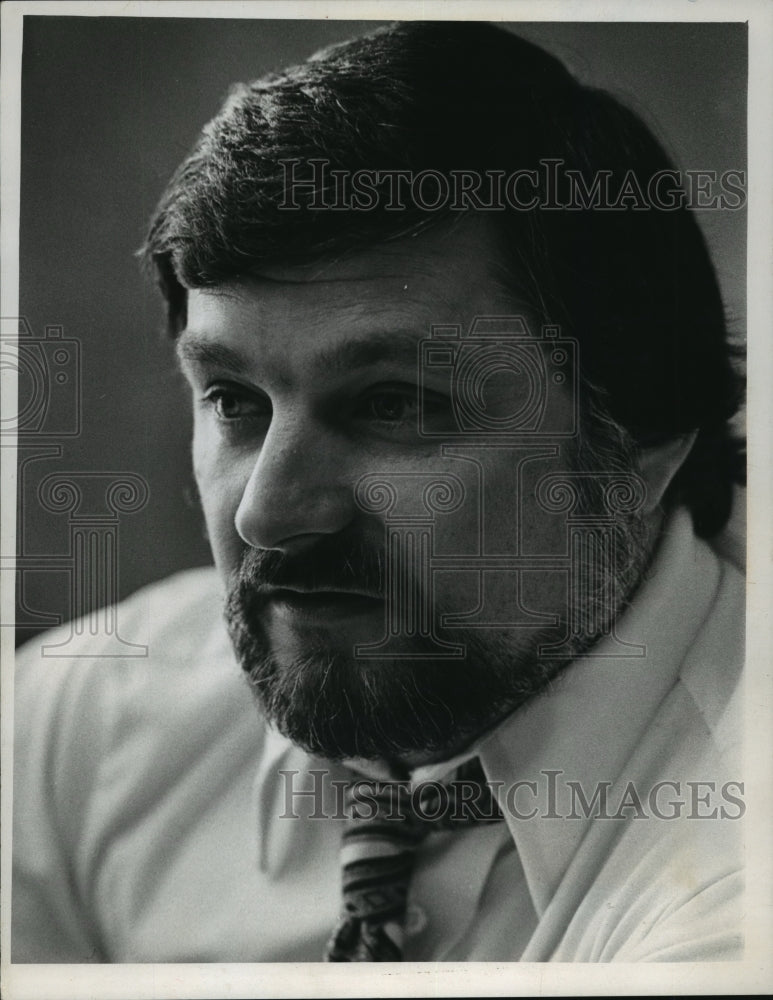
[
  {"left": 224, "top": 430, "right": 652, "bottom": 765},
  {"left": 226, "top": 548, "right": 565, "bottom": 765}
]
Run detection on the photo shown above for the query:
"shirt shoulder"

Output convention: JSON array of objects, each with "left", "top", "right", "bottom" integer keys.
[
  {"left": 17, "top": 564, "right": 223, "bottom": 663},
  {"left": 14, "top": 565, "right": 232, "bottom": 783},
  {"left": 12, "top": 566, "right": 261, "bottom": 962},
  {"left": 14, "top": 565, "right": 246, "bottom": 782}
]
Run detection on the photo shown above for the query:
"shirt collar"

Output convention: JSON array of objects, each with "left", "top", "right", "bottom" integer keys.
[{"left": 476, "top": 506, "right": 723, "bottom": 916}]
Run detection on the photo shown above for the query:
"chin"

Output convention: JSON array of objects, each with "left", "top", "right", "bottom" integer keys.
[{"left": 228, "top": 601, "right": 569, "bottom": 763}]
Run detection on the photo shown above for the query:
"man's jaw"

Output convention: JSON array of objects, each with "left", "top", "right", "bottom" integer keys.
[{"left": 224, "top": 506, "right": 651, "bottom": 765}]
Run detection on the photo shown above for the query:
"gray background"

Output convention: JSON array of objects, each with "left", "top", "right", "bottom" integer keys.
[{"left": 15, "top": 18, "right": 747, "bottom": 643}]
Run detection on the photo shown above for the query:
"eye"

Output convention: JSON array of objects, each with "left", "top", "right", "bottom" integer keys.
[
  {"left": 365, "top": 389, "right": 418, "bottom": 424},
  {"left": 353, "top": 383, "right": 455, "bottom": 439},
  {"left": 201, "top": 383, "right": 270, "bottom": 423}
]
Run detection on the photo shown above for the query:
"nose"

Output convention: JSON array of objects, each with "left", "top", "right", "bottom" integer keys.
[{"left": 234, "top": 413, "right": 355, "bottom": 552}]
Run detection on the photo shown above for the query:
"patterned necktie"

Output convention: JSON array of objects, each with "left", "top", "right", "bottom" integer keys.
[{"left": 324, "top": 757, "right": 503, "bottom": 962}]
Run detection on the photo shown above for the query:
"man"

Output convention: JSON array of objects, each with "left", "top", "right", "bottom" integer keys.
[{"left": 13, "top": 21, "right": 745, "bottom": 962}]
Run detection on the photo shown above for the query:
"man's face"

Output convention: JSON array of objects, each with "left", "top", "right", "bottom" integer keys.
[{"left": 178, "top": 217, "right": 647, "bottom": 765}]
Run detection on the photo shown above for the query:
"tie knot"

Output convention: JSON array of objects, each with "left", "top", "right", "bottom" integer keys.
[{"left": 342, "top": 756, "right": 503, "bottom": 831}]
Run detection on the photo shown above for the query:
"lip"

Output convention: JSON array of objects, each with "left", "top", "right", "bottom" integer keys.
[{"left": 267, "top": 588, "right": 384, "bottom": 622}]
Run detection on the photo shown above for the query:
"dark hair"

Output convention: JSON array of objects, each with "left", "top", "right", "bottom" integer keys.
[{"left": 141, "top": 21, "right": 745, "bottom": 537}]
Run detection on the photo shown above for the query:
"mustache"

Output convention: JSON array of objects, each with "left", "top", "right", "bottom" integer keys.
[{"left": 233, "top": 529, "right": 386, "bottom": 598}]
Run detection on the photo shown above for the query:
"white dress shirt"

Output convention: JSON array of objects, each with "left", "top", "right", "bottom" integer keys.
[{"left": 12, "top": 506, "right": 744, "bottom": 962}]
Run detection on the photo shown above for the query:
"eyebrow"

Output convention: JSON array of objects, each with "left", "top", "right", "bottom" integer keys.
[
  {"left": 176, "top": 328, "right": 428, "bottom": 378},
  {"left": 316, "top": 329, "right": 426, "bottom": 372},
  {"left": 175, "top": 336, "right": 253, "bottom": 377}
]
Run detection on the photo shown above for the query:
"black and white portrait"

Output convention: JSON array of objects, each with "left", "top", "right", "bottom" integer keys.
[{"left": 2, "top": 3, "right": 770, "bottom": 998}]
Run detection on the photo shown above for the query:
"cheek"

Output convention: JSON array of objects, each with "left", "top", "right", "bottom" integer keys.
[
  {"left": 428, "top": 455, "right": 569, "bottom": 616},
  {"left": 192, "top": 426, "right": 251, "bottom": 577}
]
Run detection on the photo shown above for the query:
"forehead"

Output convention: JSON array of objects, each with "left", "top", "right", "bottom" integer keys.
[{"left": 182, "top": 215, "right": 528, "bottom": 361}]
